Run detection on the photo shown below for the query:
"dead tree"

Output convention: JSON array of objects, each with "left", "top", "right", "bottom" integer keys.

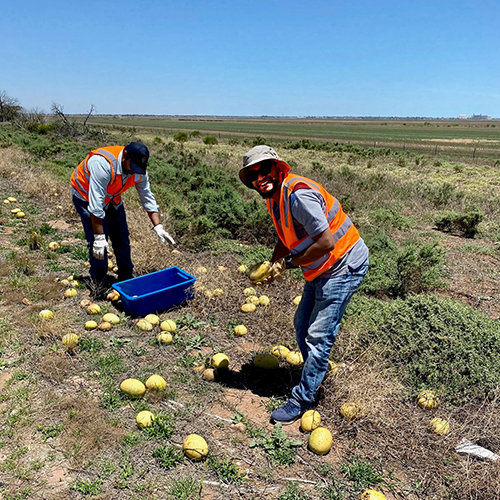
[{"left": 51, "top": 102, "right": 95, "bottom": 137}]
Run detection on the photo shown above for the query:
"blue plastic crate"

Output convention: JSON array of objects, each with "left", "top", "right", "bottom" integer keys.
[{"left": 112, "top": 266, "right": 196, "bottom": 316}]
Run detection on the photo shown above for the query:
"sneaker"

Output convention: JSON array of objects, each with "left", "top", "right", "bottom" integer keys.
[{"left": 270, "top": 400, "right": 305, "bottom": 424}]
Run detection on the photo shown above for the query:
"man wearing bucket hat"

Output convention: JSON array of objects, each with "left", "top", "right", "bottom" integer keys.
[
  {"left": 71, "top": 142, "right": 175, "bottom": 290},
  {"left": 240, "top": 145, "right": 369, "bottom": 423}
]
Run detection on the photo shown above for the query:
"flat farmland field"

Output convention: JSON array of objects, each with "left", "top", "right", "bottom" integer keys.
[{"left": 83, "top": 115, "right": 500, "bottom": 163}]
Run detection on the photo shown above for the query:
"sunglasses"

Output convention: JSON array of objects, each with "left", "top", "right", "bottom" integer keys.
[{"left": 247, "top": 161, "right": 275, "bottom": 183}]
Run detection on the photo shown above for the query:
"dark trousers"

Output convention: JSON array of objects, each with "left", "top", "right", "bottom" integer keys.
[{"left": 72, "top": 195, "right": 134, "bottom": 283}]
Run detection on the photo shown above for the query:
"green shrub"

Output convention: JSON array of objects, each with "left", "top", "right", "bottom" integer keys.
[
  {"left": 148, "top": 152, "right": 275, "bottom": 248},
  {"left": 361, "top": 232, "right": 444, "bottom": 298},
  {"left": 202, "top": 135, "right": 218, "bottom": 145},
  {"left": 435, "top": 206, "right": 484, "bottom": 238},
  {"left": 347, "top": 293, "right": 500, "bottom": 405},
  {"left": 371, "top": 208, "right": 410, "bottom": 230},
  {"left": 173, "top": 132, "right": 188, "bottom": 142}
]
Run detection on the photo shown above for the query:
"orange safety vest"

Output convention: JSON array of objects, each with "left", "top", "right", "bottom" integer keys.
[
  {"left": 71, "top": 146, "right": 143, "bottom": 207},
  {"left": 266, "top": 174, "right": 360, "bottom": 281}
]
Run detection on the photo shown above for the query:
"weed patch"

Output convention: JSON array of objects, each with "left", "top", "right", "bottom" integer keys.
[
  {"left": 249, "top": 423, "right": 302, "bottom": 465},
  {"left": 153, "top": 445, "right": 184, "bottom": 469}
]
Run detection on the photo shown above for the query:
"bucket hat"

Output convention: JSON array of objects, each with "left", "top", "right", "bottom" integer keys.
[{"left": 239, "top": 145, "right": 290, "bottom": 188}]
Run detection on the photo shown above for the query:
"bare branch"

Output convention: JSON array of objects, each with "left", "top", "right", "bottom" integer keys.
[{"left": 83, "top": 104, "right": 95, "bottom": 128}]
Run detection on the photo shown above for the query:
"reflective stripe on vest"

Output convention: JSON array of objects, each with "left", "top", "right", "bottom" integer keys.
[
  {"left": 266, "top": 174, "right": 360, "bottom": 281},
  {"left": 71, "top": 146, "right": 142, "bottom": 206}
]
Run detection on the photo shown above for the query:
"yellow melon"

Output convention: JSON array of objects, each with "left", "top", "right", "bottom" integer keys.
[
  {"left": 7, "top": 197, "right": 17, "bottom": 202},
  {"left": 359, "top": 490, "right": 387, "bottom": 500},
  {"left": 160, "top": 319, "right": 176, "bottom": 332},
  {"left": 16, "top": 212, "right": 25, "bottom": 218},
  {"left": 241, "top": 303, "right": 256, "bottom": 313},
  {"left": 271, "top": 345, "right": 290, "bottom": 359},
  {"left": 417, "top": 390, "right": 440, "bottom": 410},
  {"left": 183, "top": 434, "right": 208, "bottom": 461},
  {"left": 39, "top": 309, "right": 54, "bottom": 320},
  {"left": 340, "top": 402, "right": 367, "bottom": 421},
  {"left": 430, "top": 417, "right": 450, "bottom": 435},
  {"left": 99, "top": 321, "right": 112, "bottom": 331},
  {"left": 136, "top": 410, "right": 155, "bottom": 428},
  {"left": 301, "top": 410, "right": 321, "bottom": 432},
  {"left": 86, "top": 304, "right": 101, "bottom": 315},
  {"left": 136, "top": 319, "right": 153, "bottom": 331},
  {"left": 102, "top": 313, "right": 120, "bottom": 325},
  {"left": 308, "top": 427, "right": 333, "bottom": 455},
  {"left": 85, "top": 320, "right": 98, "bottom": 330},
  {"left": 259, "top": 295, "right": 270, "bottom": 306},
  {"left": 62, "top": 333, "right": 79, "bottom": 349},
  {"left": 211, "top": 353, "right": 229, "bottom": 369},
  {"left": 144, "top": 314, "right": 160, "bottom": 325},
  {"left": 157, "top": 332, "right": 174, "bottom": 345},
  {"left": 248, "top": 261, "right": 272, "bottom": 282},
  {"left": 120, "top": 379, "right": 146, "bottom": 399},
  {"left": 233, "top": 324, "right": 247, "bottom": 336},
  {"left": 48, "top": 242, "right": 60, "bottom": 250},
  {"left": 253, "top": 353, "right": 279, "bottom": 369},
  {"left": 107, "top": 290, "right": 120, "bottom": 302},
  {"left": 145, "top": 374, "right": 167, "bottom": 391},
  {"left": 246, "top": 295, "right": 260, "bottom": 305},
  {"left": 327, "top": 360, "right": 338, "bottom": 374},
  {"left": 63, "top": 288, "right": 77, "bottom": 298},
  {"left": 286, "top": 351, "right": 304, "bottom": 366},
  {"left": 243, "top": 287, "right": 256, "bottom": 296},
  {"left": 237, "top": 264, "right": 247, "bottom": 273}
]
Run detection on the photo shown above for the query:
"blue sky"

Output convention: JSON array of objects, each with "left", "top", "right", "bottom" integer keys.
[{"left": 2, "top": 0, "right": 499, "bottom": 117}]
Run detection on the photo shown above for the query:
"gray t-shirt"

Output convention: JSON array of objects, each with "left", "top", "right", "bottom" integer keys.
[{"left": 275, "top": 189, "right": 369, "bottom": 278}]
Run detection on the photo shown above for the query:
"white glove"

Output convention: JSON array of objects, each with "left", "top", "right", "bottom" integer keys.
[
  {"left": 153, "top": 224, "right": 175, "bottom": 245},
  {"left": 92, "top": 234, "right": 108, "bottom": 260}
]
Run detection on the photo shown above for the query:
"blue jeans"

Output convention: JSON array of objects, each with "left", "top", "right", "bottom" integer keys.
[
  {"left": 72, "top": 196, "right": 134, "bottom": 283},
  {"left": 290, "top": 260, "right": 368, "bottom": 407}
]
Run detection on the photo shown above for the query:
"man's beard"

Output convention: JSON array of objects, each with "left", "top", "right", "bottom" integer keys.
[{"left": 256, "top": 179, "right": 279, "bottom": 199}]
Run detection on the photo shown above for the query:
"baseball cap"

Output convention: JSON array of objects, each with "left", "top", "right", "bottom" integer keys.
[
  {"left": 239, "top": 145, "right": 290, "bottom": 188},
  {"left": 124, "top": 142, "right": 149, "bottom": 174}
]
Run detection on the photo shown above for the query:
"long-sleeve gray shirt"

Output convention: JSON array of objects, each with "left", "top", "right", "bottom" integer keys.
[{"left": 71, "top": 150, "right": 159, "bottom": 219}]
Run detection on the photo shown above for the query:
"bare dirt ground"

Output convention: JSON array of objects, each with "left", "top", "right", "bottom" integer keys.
[{"left": 1, "top": 146, "right": 500, "bottom": 499}]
